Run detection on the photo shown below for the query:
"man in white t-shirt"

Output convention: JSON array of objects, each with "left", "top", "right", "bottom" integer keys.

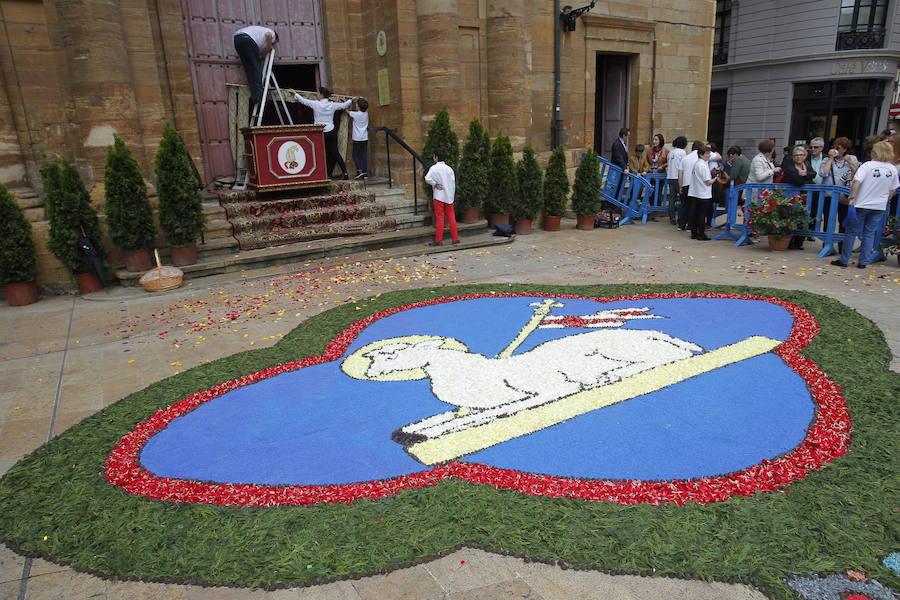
[
  {"left": 687, "top": 146, "right": 715, "bottom": 240},
  {"left": 832, "top": 141, "right": 899, "bottom": 268},
  {"left": 347, "top": 98, "right": 370, "bottom": 179},
  {"left": 293, "top": 87, "right": 354, "bottom": 179},
  {"left": 677, "top": 141, "right": 704, "bottom": 230},
  {"left": 233, "top": 26, "right": 278, "bottom": 105}
]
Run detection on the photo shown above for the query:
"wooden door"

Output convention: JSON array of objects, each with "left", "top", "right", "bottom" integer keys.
[
  {"left": 181, "top": 0, "right": 326, "bottom": 182},
  {"left": 594, "top": 54, "right": 630, "bottom": 159}
]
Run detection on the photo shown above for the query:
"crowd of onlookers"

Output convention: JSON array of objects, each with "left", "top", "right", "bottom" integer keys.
[{"left": 609, "top": 127, "right": 900, "bottom": 267}]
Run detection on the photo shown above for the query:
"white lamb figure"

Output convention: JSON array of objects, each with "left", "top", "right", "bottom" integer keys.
[{"left": 363, "top": 328, "right": 703, "bottom": 412}]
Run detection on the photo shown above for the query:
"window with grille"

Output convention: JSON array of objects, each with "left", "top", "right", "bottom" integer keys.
[
  {"left": 713, "top": 0, "right": 732, "bottom": 65},
  {"left": 836, "top": 0, "right": 888, "bottom": 50}
]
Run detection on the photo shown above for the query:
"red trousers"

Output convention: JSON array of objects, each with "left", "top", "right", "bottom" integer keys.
[{"left": 433, "top": 199, "right": 458, "bottom": 243}]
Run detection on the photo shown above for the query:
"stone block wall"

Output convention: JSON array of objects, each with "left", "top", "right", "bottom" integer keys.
[{"left": 0, "top": 0, "right": 713, "bottom": 287}]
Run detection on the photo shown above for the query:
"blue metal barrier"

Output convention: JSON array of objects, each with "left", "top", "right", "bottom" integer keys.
[
  {"left": 873, "top": 189, "right": 900, "bottom": 259},
  {"left": 638, "top": 173, "right": 669, "bottom": 223},
  {"left": 723, "top": 183, "right": 851, "bottom": 256}
]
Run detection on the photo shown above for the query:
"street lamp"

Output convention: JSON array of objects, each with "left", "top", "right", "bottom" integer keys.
[{"left": 552, "top": 1, "right": 596, "bottom": 149}]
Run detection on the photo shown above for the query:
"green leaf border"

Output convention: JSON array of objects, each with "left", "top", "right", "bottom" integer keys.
[{"left": 1, "top": 283, "right": 897, "bottom": 599}]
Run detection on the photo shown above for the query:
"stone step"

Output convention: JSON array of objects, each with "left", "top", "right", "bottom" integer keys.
[{"left": 114, "top": 221, "right": 502, "bottom": 286}]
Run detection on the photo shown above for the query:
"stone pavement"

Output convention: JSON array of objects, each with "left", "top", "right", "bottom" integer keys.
[{"left": 1, "top": 219, "right": 897, "bottom": 600}]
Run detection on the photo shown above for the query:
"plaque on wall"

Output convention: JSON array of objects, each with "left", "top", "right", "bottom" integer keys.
[{"left": 378, "top": 68, "right": 390, "bottom": 106}]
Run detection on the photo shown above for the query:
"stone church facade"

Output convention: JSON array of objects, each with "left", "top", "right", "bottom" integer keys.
[{"left": 0, "top": 0, "right": 713, "bottom": 285}]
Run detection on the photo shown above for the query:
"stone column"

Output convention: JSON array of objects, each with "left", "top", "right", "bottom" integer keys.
[
  {"left": 416, "top": 0, "right": 462, "bottom": 129},
  {"left": 53, "top": 0, "right": 144, "bottom": 180},
  {"left": 486, "top": 0, "right": 529, "bottom": 148}
]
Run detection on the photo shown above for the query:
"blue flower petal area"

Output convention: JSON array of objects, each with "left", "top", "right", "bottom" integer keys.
[{"left": 140, "top": 296, "right": 814, "bottom": 485}]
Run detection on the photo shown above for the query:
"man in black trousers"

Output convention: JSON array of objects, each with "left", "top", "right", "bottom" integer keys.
[
  {"left": 233, "top": 26, "right": 279, "bottom": 107},
  {"left": 610, "top": 127, "right": 630, "bottom": 200}
]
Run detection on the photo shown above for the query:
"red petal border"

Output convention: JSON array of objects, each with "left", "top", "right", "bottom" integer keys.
[{"left": 104, "top": 292, "right": 849, "bottom": 506}]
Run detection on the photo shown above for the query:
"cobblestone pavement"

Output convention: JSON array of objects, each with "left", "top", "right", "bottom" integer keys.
[{"left": 2, "top": 219, "right": 897, "bottom": 600}]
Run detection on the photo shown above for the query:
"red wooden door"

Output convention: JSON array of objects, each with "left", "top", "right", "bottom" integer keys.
[{"left": 181, "top": 0, "right": 326, "bottom": 182}]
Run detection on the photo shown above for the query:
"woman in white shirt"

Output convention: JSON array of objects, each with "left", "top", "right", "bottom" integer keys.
[
  {"left": 831, "top": 141, "right": 899, "bottom": 268},
  {"left": 293, "top": 87, "right": 353, "bottom": 179},
  {"left": 687, "top": 146, "right": 715, "bottom": 240}
]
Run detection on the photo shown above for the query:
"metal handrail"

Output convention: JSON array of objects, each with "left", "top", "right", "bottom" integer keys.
[{"left": 369, "top": 126, "right": 430, "bottom": 215}]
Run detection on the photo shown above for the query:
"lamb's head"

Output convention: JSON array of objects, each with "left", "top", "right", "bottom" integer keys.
[
  {"left": 341, "top": 335, "right": 469, "bottom": 381},
  {"left": 363, "top": 342, "right": 422, "bottom": 377}
]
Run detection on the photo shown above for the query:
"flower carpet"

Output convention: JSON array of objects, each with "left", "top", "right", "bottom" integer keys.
[{"left": 0, "top": 284, "right": 897, "bottom": 599}]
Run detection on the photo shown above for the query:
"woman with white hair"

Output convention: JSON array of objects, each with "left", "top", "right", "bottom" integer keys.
[{"left": 831, "top": 141, "right": 899, "bottom": 269}]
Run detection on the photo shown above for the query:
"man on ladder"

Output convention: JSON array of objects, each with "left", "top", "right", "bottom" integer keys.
[{"left": 233, "top": 25, "right": 279, "bottom": 114}]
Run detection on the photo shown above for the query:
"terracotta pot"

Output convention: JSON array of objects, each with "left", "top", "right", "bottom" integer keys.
[
  {"left": 170, "top": 244, "right": 198, "bottom": 267},
  {"left": 76, "top": 272, "right": 104, "bottom": 294},
  {"left": 767, "top": 234, "right": 791, "bottom": 251},
  {"left": 123, "top": 248, "right": 153, "bottom": 272},
  {"left": 3, "top": 281, "right": 38, "bottom": 306},
  {"left": 575, "top": 215, "right": 595, "bottom": 230},
  {"left": 542, "top": 215, "right": 562, "bottom": 231},
  {"left": 488, "top": 213, "right": 509, "bottom": 226},
  {"left": 460, "top": 207, "right": 480, "bottom": 224},
  {"left": 514, "top": 218, "right": 532, "bottom": 235}
]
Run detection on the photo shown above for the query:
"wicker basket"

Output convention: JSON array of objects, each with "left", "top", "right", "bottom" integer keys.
[{"left": 139, "top": 249, "right": 183, "bottom": 292}]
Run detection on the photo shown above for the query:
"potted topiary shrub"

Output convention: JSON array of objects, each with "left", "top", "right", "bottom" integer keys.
[
  {"left": 542, "top": 146, "right": 569, "bottom": 231},
  {"left": 486, "top": 133, "right": 516, "bottom": 225},
  {"left": 41, "top": 158, "right": 107, "bottom": 293},
  {"left": 0, "top": 183, "right": 39, "bottom": 305},
  {"left": 422, "top": 108, "right": 459, "bottom": 202},
  {"left": 456, "top": 119, "right": 489, "bottom": 224},
  {"left": 512, "top": 145, "right": 543, "bottom": 234},
  {"left": 105, "top": 135, "right": 156, "bottom": 272},
  {"left": 155, "top": 124, "right": 204, "bottom": 266},
  {"left": 571, "top": 149, "right": 602, "bottom": 230}
]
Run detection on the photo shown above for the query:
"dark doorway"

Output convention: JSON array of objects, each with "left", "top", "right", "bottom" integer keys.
[
  {"left": 594, "top": 54, "right": 630, "bottom": 158},
  {"left": 789, "top": 79, "right": 885, "bottom": 154},
  {"left": 259, "top": 64, "right": 320, "bottom": 126},
  {"left": 707, "top": 89, "right": 728, "bottom": 152}
]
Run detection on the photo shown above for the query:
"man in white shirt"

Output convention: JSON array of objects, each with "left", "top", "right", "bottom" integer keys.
[
  {"left": 347, "top": 98, "right": 370, "bottom": 179},
  {"left": 233, "top": 26, "right": 278, "bottom": 105},
  {"left": 424, "top": 147, "right": 458, "bottom": 246},
  {"left": 677, "top": 141, "right": 704, "bottom": 230},
  {"left": 293, "top": 87, "right": 354, "bottom": 179}
]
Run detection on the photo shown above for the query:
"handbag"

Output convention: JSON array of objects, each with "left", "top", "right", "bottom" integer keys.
[{"left": 832, "top": 165, "right": 850, "bottom": 205}]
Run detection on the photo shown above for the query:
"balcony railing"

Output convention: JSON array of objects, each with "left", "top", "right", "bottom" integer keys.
[
  {"left": 835, "top": 29, "right": 885, "bottom": 50},
  {"left": 713, "top": 48, "right": 729, "bottom": 66}
]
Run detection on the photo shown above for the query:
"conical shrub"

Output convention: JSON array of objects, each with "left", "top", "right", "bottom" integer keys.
[
  {"left": 155, "top": 124, "right": 203, "bottom": 246},
  {"left": 543, "top": 146, "right": 569, "bottom": 217},
  {"left": 457, "top": 119, "right": 489, "bottom": 212},
  {"left": 0, "top": 183, "right": 37, "bottom": 285},
  {"left": 571, "top": 149, "right": 602, "bottom": 217},
  {"left": 513, "top": 145, "right": 543, "bottom": 221},
  {"left": 486, "top": 134, "right": 516, "bottom": 215},
  {"left": 105, "top": 135, "right": 156, "bottom": 252},
  {"left": 422, "top": 108, "right": 459, "bottom": 168},
  {"left": 42, "top": 159, "right": 105, "bottom": 274}
]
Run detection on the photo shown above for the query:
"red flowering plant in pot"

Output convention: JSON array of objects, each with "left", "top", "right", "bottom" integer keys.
[
  {"left": 884, "top": 217, "right": 900, "bottom": 266},
  {"left": 746, "top": 188, "right": 808, "bottom": 251}
]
